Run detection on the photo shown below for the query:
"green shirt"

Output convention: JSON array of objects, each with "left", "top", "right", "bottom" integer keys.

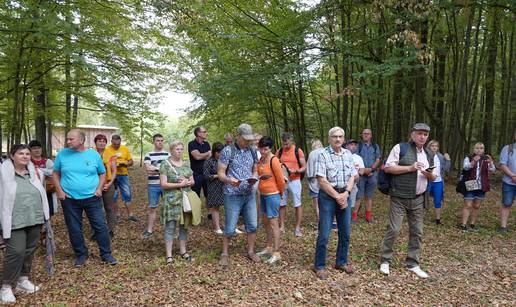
[
  {"left": 159, "top": 159, "right": 193, "bottom": 224},
  {"left": 12, "top": 173, "right": 45, "bottom": 230}
]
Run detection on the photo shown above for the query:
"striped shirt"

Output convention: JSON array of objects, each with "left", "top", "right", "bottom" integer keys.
[
  {"left": 144, "top": 151, "right": 170, "bottom": 185},
  {"left": 315, "top": 146, "right": 357, "bottom": 189}
]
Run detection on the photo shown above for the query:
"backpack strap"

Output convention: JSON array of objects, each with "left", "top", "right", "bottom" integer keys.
[
  {"left": 278, "top": 147, "right": 283, "bottom": 161},
  {"left": 294, "top": 146, "right": 301, "bottom": 168}
]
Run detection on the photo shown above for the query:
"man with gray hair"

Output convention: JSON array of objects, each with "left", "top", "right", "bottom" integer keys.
[
  {"left": 276, "top": 132, "right": 306, "bottom": 237},
  {"left": 379, "top": 123, "right": 436, "bottom": 278},
  {"left": 313, "top": 127, "right": 357, "bottom": 279}
]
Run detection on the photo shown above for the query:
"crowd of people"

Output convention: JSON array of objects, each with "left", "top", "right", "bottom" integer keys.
[{"left": 0, "top": 123, "right": 514, "bottom": 302}]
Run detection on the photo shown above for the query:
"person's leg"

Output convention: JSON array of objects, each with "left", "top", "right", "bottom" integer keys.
[
  {"left": 145, "top": 185, "right": 161, "bottom": 234},
  {"left": 211, "top": 207, "right": 221, "bottom": 231},
  {"left": 20, "top": 225, "right": 41, "bottom": 279},
  {"left": 461, "top": 198, "right": 473, "bottom": 226},
  {"left": 433, "top": 181, "right": 444, "bottom": 222},
  {"left": 266, "top": 193, "right": 281, "bottom": 253},
  {"left": 222, "top": 195, "right": 242, "bottom": 256},
  {"left": 291, "top": 180, "right": 303, "bottom": 233},
  {"left": 163, "top": 220, "right": 176, "bottom": 258},
  {"left": 178, "top": 224, "right": 189, "bottom": 255},
  {"left": 102, "top": 184, "right": 116, "bottom": 235},
  {"left": 314, "top": 191, "right": 335, "bottom": 269},
  {"left": 470, "top": 198, "right": 482, "bottom": 226},
  {"left": 500, "top": 183, "right": 515, "bottom": 229},
  {"left": 279, "top": 184, "right": 290, "bottom": 232},
  {"left": 118, "top": 176, "right": 135, "bottom": 219},
  {"left": 242, "top": 193, "right": 258, "bottom": 254},
  {"left": 335, "top": 198, "right": 352, "bottom": 267},
  {"left": 311, "top": 193, "right": 319, "bottom": 221},
  {"left": 61, "top": 198, "right": 88, "bottom": 257},
  {"left": 364, "top": 176, "right": 375, "bottom": 222},
  {"left": 353, "top": 176, "right": 366, "bottom": 221},
  {"left": 380, "top": 197, "right": 406, "bottom": 264},
  {"left": 3, "top": 228, "right": 27, "bottom": 286},
  {"left": 406, "top": 196, "right": 425, "bottom": 268},
  {"left": 83, "top": 196, "right": 112, "bottom": 259},
  {"left": 256, "top": 187, "right": 262, "bottom": 225}
]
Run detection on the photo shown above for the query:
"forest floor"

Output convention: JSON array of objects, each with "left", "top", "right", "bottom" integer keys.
[{"left": 5, "top": 167, "right": 515, "bottom": 306}]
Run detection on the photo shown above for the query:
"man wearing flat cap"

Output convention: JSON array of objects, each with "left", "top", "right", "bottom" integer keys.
[
  {"left": 379, "top": 123, "right": 437, "bottom": 278},
  {"left": 217, "top": 123, "right": 260, "bottom": 266}
]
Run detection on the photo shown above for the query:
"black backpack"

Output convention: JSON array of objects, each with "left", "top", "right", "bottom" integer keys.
[
  {"left": 377, "top": 142, "right": 433, "bottom": 195},
  {"left": 278, "top": 146, "right": 305, "bottom": 180}
]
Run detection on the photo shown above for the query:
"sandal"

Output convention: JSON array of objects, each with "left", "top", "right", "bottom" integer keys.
[
  {"left": 180, "top": 252, "right": 193, "bottom": 262},
  {"left": 166, "top": 256, "right": 173, "bottom": 265}
]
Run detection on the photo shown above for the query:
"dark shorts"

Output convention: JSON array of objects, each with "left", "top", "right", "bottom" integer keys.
[{"left": 502, "top": 182, "right": 516, "bottom": 206}]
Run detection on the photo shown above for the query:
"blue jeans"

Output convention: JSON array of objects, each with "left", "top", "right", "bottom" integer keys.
[
  {"left": 314, "top": 190, "right": 352, "bottom": 269},
  {"left": 260, "top": 193, "right": 281, "bottom": 218},
  {"left": 114, "top": 175, "right": 132, "bottom": 203},
  {"left": 223, "top": 193, "right": 257, "bottom": 237},
  {"left": 61, "top": 196, "right": 112, "bottom": 259}
]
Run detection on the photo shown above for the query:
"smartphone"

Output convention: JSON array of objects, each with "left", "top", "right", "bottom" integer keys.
[
  {"left": 425, "top": 166, "right": 436, "bottom": 172},
  {"left": 247, "top": 177, "right": 258, "bottom": 185}
]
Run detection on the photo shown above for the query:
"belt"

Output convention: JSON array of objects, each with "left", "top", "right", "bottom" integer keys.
[{"left": 334, "top": 187, "right": 347, "bottom": 193}]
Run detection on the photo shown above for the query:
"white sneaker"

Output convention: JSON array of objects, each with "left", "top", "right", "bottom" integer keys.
[
  {"left": 235, "top": 228, "right": 243, "bottom": 235},
  {"left": 407, "top": 266, "right": 429, "bottom": 279},
  {"left": 267, "top": 253, "right": 281, "bottom": 264},
  {"left": 256, "top": 248, "right": 272, "bottom": 257},
  {"left": 214, "top": 229, "right": 223, "bottom": 235},
  {"left": 15, "top": 278, "right": 40, "bottom": 294},
  {"left": 379, "top": 262, "right": 390, "bottom": 275},
  {"left": 1, "top": 285, "right": 16, "bottom": 303}
]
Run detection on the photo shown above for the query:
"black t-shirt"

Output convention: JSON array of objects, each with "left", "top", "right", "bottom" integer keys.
[{"left": 188, "top": 139, "right": 211, "bottom": 175}]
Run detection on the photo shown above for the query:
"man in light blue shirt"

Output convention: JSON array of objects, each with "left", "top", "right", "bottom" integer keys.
[
  {"left": 53, "top": 129, "right": 117, "bottom": 267},
  {"left": 499, "top": 131, "right": 516, "bottom": 233}
]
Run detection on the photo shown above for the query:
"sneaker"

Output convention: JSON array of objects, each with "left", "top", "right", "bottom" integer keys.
[
  {"left": 267, "top": 252, "right": 281, "bottom": 264},
  {"left": 219, "top": 254, "right": 229, "bottom": 266},
  {"left": 247, "top": 252, "right": 261, "bottom": 263},
  {"left": 335, "top": 264, "right": 354, "bottom": 274},
  {"left": 294, "top": 228, "right": 303, "bottom": 237},
  {"left": 331, "top": 222, "right": 337, "bottom": 230},
  {"left": 498, "top": 227, "right": 508, "bottom": 234},
  {"left": 256, "top": 248, "right": 273, "bottom": 257},
  {"left": 0, "top": 285, "right": 15, "bottom": 303},
  {"left": 312, "top": 267, "right": 329, "bottom": 280},
  {"left": 214, "top": 229, "right": 223, "bottom": 235},
  {"left": 469, "top": 224, "right": 478, "bottom": 232},
  {"left": 15, "top": 277, "right": 40, "bottom": 294},
  {"left": 435, "top": 219, "right": 442, "bottom": 225},
  {"left": 128, "top": 215, "right": 139, "bottom": 222},
  {"left": 102, "top": 255, "right": 118, "bottom": 265},
  {"left": 235, "top": 228, "right": 243, "bottom": 235},
  {"left": 379, "top": 262, "right": 390, "bottom": 275},
  {"left": 142, "top": 230, "right": 154, "bottom": 239},
  {"left": 460, "top": 224, "right": 468, "bottom": 232},
  {"left": 407, "top": 266, "right": 429, "bottom": 279},
  {"left": 74, "top": 255, "right": 88, "bottom": 268},
  {"left": 207, "top": 213, "right": 212, "bottom": 220}
]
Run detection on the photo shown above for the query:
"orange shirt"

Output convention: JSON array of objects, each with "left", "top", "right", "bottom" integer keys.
[
  {"left": 276, "top": 145, "right": 304, "bottom": 181},
  {"left": 258, "top": 156, "right": 285, "bottom": 195}
]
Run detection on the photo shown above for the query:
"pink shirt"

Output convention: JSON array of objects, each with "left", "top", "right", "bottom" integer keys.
[{"left": 385, "top": 144, "right": 437, "bottom": 195}]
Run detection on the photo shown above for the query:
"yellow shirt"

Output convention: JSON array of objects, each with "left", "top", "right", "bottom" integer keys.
[
  {"left": 104, "top": 145, "right": 132, "bottom": 175},
  {"left": 100, "top": 150, "right": 117, "bottom": 181}
]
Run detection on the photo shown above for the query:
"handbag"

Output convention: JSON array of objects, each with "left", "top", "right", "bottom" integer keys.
[
  {"left": 464, "top": 179, "right": 481, "bottom": 191},
  {"left": 182, "top": 191, "right": 192, "bottom": 212}
]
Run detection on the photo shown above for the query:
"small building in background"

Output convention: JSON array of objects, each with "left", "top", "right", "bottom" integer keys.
[{"left": 51, "top": 124, "right": 118, "bottom": 154}]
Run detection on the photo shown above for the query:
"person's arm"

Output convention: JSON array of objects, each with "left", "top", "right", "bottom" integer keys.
[
  {"left": 272, "top": 158, "right": 286, "bottom": 195},
  {"left": 104, "top": 159, "right": 117, "bottom": 190},
  {"left": 95, "top": 173, "right": 105, "bottom": 197},
  {"left": 160, "top": 174, "right": 189, "bottom": 190},
  {"left": 190, "top": 150, "right": 211, "bottom": 160},
  {"left": 52, "top": 171, "right": 68, "bottom": 200},
  {"left": 217, "top": 148, "right": 239, "bottom": 186},
  {"left": 384, "top": 145, "right": 419, "bottom": 175},
  {"left": 463, "top": 156, "right": 474, "bottom": 170},
  {"left": 443, "top": 153, "right": 452, "bottom": 172},
  {"left": 486, "top": 155, "right": 496, "bottom": 172},
  {"left": 203, "top": 159, "right": 217, "bottom": 180},
  {"left": 297, "top": 151, "right": 307, "bottom": 173}
]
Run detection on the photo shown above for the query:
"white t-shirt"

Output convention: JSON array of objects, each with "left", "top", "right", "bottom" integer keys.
[{"left": 352, "top": 153, "right": 364, "bottom": 186}]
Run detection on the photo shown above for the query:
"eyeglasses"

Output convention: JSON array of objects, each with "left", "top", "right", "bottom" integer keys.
[{"left": 330, "top": 135, "right": 344, "bottom": 139}]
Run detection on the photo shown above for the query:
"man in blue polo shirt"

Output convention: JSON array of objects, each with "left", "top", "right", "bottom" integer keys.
[
  {"left": 53, "top": 129, "right": 117, "bottom": 267},
  {"left": 499, "top": 130, "right": 516, "bottom": 233}
]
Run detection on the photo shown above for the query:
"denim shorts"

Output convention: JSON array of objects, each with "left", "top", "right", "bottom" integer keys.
[
  {"left": 260, "top": 193, "right": 281, "bottom": 218},
  {"left": 357, "top": 174, "right": 377, "bottom": 198},
  {"left": 147, "top": 184, "right": 163, "bottom": 208},
  {"left": 223, "top": 193, "right": 257, "bottom": 237},
  {"left": 309, "top": 189, "right": 318, "bottom": 199},
  {"left": 463, "top": 190, "right": 485, "bottom": 201},
  {"left": 502, "top": 182, "right": 516, "bottom": 206},
  {"left": 114, "top": 175, "right": 132, "bottom": 203}
]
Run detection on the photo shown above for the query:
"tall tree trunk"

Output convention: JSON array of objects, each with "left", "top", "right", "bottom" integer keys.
[{"left": 414, "top": 17, "right": 429, "bottom": 123}]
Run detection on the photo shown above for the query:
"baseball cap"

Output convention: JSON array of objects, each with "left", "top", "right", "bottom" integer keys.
[
  {"left": 236, "top": 124, "right": 255, "bottom": 141},
  {"left": 28, "top": 140, "right": 42, "bottom": 148},
  {"left": 412, "top": 123, "right": 430, "bottom": 132},
  {"left": 346, "top": 139, "right": 358, "bottom": 146}
]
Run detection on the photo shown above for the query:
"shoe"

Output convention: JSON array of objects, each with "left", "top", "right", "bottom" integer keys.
[
  {"left": 15, "top": 277, "right": 40, "bottom": 294},
  {"left": 335, "top": 264, "right": 354, "bottom": 274},
  {"left": 214, "top": 229, "right": 223, "bottom": 235},
  {"left": 0, "top": 285, "right": 15, "bottom": 303},
  {"left": 366, "top": 219, "right": 375, "bottom": 224},
  {"left": 166, "top": 256, "right": 173, "bottom": 265},
  {"left": 235, "top": 228, "right": 243, "bottom": 235},
  {"left": 142, "top": 230, "right": 154, "bottom": 239},
  {"left": 74, "top": 255, "right": 88, "bottom": 268},
  {"left": 460, "top": 224, "right": 468, "bottom": 232},
  {"left": 256, "top": 248, "right": 273, "bottom": 257},
  {"left": 247, "top": 252, "right": 261, "bottom": 263},
  {"left": 101, "top": 255, "right": 118, "bottom": 265},
  {"left": 408, "top": 266, "right": 428, "bottom": 278},
  {"left": 331, "top": 222, "right": 337, "bottom": 230},
  {"left": 379, "top": 262, "right": 390, "bottom": 275},
  {"left": 267, "top": 252, "right": 281, "bottom": 264},
  {"left": 128, "top": 215, "right": 139, "bottom": 222},
  {"left": 207, "top": 213, "right": 212, "bottom": 220},
  {"left": 312, "top": 267, "right": 329, "bottom": 280},
  {"left": 469, "top": 224, "right": 478, "bottom": 232},
  {"left": 180, "top": 252, "right": 194, "bottom": 262},
  {"left": 498, "top": 227, "right": 508, "bottom": 233},
  {"left": 294, "top": 228, "right": 303, "bottom": 237},
  {"left": 219, "top": 254, "right": 229, "bottom": 266},
  {"left": 435, "top": 219, "right": 442, "bottom": 225}
]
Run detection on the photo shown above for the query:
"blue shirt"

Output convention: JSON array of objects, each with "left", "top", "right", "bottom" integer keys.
[
  {"left": 358, "top": 142, "right": 381, "bottom": 169},
  {"left": 219, "top": 144, "right": 257, "bottom": 195},
  {"left": 315, "top": 146, "right": 357, "bottom": 189},
  {"left": 54, "top": 148, "right": 106, "bottom": 199},
  {"left": 500, "top": 143, "right": 516, "bottom": 186}
]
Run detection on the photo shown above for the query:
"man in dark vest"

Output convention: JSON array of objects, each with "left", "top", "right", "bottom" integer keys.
[{"left": 379, "top": 123, "right": 436, "bottom": 279}]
